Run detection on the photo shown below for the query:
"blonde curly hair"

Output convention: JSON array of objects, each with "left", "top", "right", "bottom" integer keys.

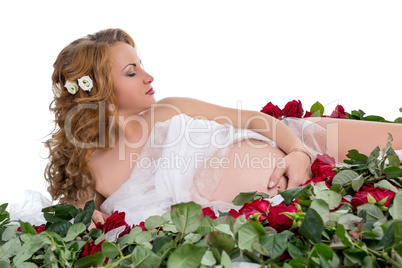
[{"left": 44, "top": 28, "right": 135, "bottom": 205}]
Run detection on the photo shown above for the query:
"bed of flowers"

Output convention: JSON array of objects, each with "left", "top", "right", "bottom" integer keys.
[{"left": 0, "top": 101, "right": 401, "bottom": 267}]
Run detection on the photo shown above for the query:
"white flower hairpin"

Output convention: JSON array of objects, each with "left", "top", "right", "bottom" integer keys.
[{"left": 52, "top": 75, "right": 93, "bottom": 97}]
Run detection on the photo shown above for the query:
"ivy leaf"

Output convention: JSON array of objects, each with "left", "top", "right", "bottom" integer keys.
[
  {"left": 310, "top": 101, "right": 324, "bottom": 117},
  {"left": 259, "top": 232, "right": 288, "bottom": 260},
  {"left": 166, "top": 244, "right": 206, "bottom": 268},
  {"left": 299, "top": 208, "right": 323, "bottom": 244},
  {"left": 170, "top": 202, "right": 203, "bottom": 235}
]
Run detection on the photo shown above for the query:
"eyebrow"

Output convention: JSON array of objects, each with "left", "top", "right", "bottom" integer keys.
[{"left": 122, "top": 60, "right": 142, "bottom": 71}]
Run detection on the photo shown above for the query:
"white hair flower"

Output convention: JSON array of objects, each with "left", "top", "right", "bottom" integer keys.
[
  {"left": 64, "top": 80, "right": 79, "bottom": 95},
  {"left": 52, "top": 82, "right": 62, "bottom": 97},
  {"left": 78, "top": 75, "right": 93, "bottom": 92}
]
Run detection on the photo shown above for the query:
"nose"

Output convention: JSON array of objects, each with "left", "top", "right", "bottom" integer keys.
[{"left": 144, "top": 72, "right": 154, "bottom": 84}]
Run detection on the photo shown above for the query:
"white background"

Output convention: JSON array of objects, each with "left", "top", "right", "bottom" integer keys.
[{"left": 0, "top": 0, "right": 401, "bottom": 205}]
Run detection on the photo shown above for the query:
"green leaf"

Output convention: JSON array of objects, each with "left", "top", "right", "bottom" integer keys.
[
  {"left": 389, "top": 189, "right": 402, "bottom": 220},
  {"left": 286, "top": 242, "right": 304, "bottom": 259},
  {"left": 357, "top": 204, "right": 384, "bottom": 223},
  {"left": 310, "top": 199, "right": 330, "bottom": 223},
  {"left": 315, "top": 190, "right": 342, "bottom": 210},
  {"left": 400, "top": 107, "right": 402, "bottom": 113},
  {"left": 171, "top": 202, "right": 203, "bottom": 235},
  {"left": 310, "top": 101, "right": 324, "bottom": 117},
  {"left": 231, "top": 191, "right": 258, "bottom": 206},
  {"left": 195, "top": 217, "right": 213, "bottom": 234},
  {"left": 0, "top": 237, "right": 21, "bottom": 260},
  {"left": 205, "top": 231, "right": 235, "bottom": 254},
  {"left": 13, "top": 234, "right": 50, "bottom": 266},
  {"left": 166, "top": 244, "right": 207, "bottom": 268},
  {"left": 238, "top": 221, "right": 266, "bottom": 252},
  {"left": 101, "top": 241, "right": 120, "bottom": 260},
  {"left": 145, "top": 215, "right": 167, "bottom": 230},
  {"left": 343, "top": 248, "right": 368, "bottom": 266},
  {"left": 337, "top": 214, "right": 363, "bottom": 230},
  {"left": 374, "top": 180, "right": 398, "bottom": 193},
  {"left": 394, "top": 117, "right": 402, "bottom": 123},
  {"left": 363, "top": 115, "right": 386, "bottom": 122},
  {"left": 388, "top": 155, "right": 401, "bottom": 167},
  {"left": 221, "top": 250, "right": 233, "bottom": 268},
  {"left": 18, "top": 221, "right": 37, "bottom": 235},
  {"left": 332, "top": 170, "right": 359, "bottom": 186},
  {"left": 259, "top": 233, "right": 288, "bottom": 260},
  {"left": 383, "top": 167, "right": 402, "bottom": 179},
  {"left": 278, "top": 184, "right": 310, "bottom": 205},
  {"left": 346, "top": 149, "right": 368, "bottom": 162},
  {"left": 308, "top": 243, "right": 334, "bottom": 267},
  {"left": 45, "top": 220, "right": 72, "bottom": 237},
  {"left": 63, "top": 223, "right": 86, "bottom": 242},
  {"left": 200, "top": 250, "right": 216, "bottom": 266},
  {"left": 299, "top": 207, "right": 323, "bottom": 244},
  {"left": 334, "top": 224, "right": 353, "bottom": 247},
  {"left": 1, "top": 225, "right": 19, "bottom": 241},
  {"left": 41, "top": 203, "right": 78, "bottom": 221},
  {"left": 74, "top": 251, "right": 105, "bottom": 268},
  {"left": 351, "top": 175, "right": 365, "bottom": 192}
]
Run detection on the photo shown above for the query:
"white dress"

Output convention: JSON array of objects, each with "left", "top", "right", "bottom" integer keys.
[{"left": 100, "top": 113, "right": 328, "bottom": 225}]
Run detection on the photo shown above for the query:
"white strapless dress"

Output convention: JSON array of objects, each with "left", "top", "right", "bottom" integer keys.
[{"left": 100, "top": 113, "right": 328, "bottom": 225}]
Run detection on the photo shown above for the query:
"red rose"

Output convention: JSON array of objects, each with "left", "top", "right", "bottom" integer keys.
[
  {"left": 267, "top": 200, "right": 298, "bottom": 232},
  {"left": 228, "top": 209, "right": 241, "bottom": 219},
  {"left": 261, "top": 102, "right": 283, "bottom": 119},
  {"left": 17, "top": 224, "right": 46, "bottom": 234},
  {"left": 282, "top": 100, "right": 303, "bottom": 118},
  {"left": 80, "top": 239, "right": 105, "bottom": 257},
  {"left": 311, "top": 154, "right": 337, "bottom": 181},
  {"left": 330, "top": 105, "right": 347, "bottom": 119},
  {"left": 133, "top": 221, "right": 147, "bottom": 232},
  {"left": 303, "top": 111, "right": 312, "bottom": 118},
  {"left": 238, "top": 199, "right": 270, "bottom": 221},
  {"left": 35, "top": 224, "right": 46, "bottom": 234},
  {"left": 202, "top": 207, "right": 217, "bottom": 219},
  {"left": 351, "top": 187, "right": 395, "bottom": 211}
]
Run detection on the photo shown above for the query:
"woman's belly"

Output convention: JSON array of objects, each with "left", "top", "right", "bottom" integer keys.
[{"left": 206, "top": 139, "right": 288, "bottom": 203}]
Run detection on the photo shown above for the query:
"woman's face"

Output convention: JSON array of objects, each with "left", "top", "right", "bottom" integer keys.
[{"left": 110, "top": 42, "right": 155, "bottom": 116}]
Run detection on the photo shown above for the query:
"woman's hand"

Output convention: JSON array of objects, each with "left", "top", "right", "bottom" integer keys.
[
  {"left": 88, "top": 209, "right": 110, "bottom": 230},
  {"left": 268, "top": 151, "right": 313, "bottom": 190}
]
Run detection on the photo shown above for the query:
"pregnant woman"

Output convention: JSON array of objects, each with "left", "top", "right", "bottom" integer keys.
[{"left": 45, "top": 28, "right": 402, "bottom": 226}]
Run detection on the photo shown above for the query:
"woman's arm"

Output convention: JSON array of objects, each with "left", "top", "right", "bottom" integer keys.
[{"left": 152, "top": 97, "right": 312, "bottom": 189}]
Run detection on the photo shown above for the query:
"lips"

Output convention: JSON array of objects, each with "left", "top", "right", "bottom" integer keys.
[{"left": 146, "top": 88, "right": 155, "bottom": 95}]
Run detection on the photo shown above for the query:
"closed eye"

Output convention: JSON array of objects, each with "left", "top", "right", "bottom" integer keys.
[{"left": 128, "top": 72, "right": 136, "bottom": 77}]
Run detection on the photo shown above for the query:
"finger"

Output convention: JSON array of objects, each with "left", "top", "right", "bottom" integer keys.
[
  {"left": 269, "top": 164, "right": 287, "bottom": 189},
  {"left": 88, "top": 220, "right": 97, "bottom": 231}
]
